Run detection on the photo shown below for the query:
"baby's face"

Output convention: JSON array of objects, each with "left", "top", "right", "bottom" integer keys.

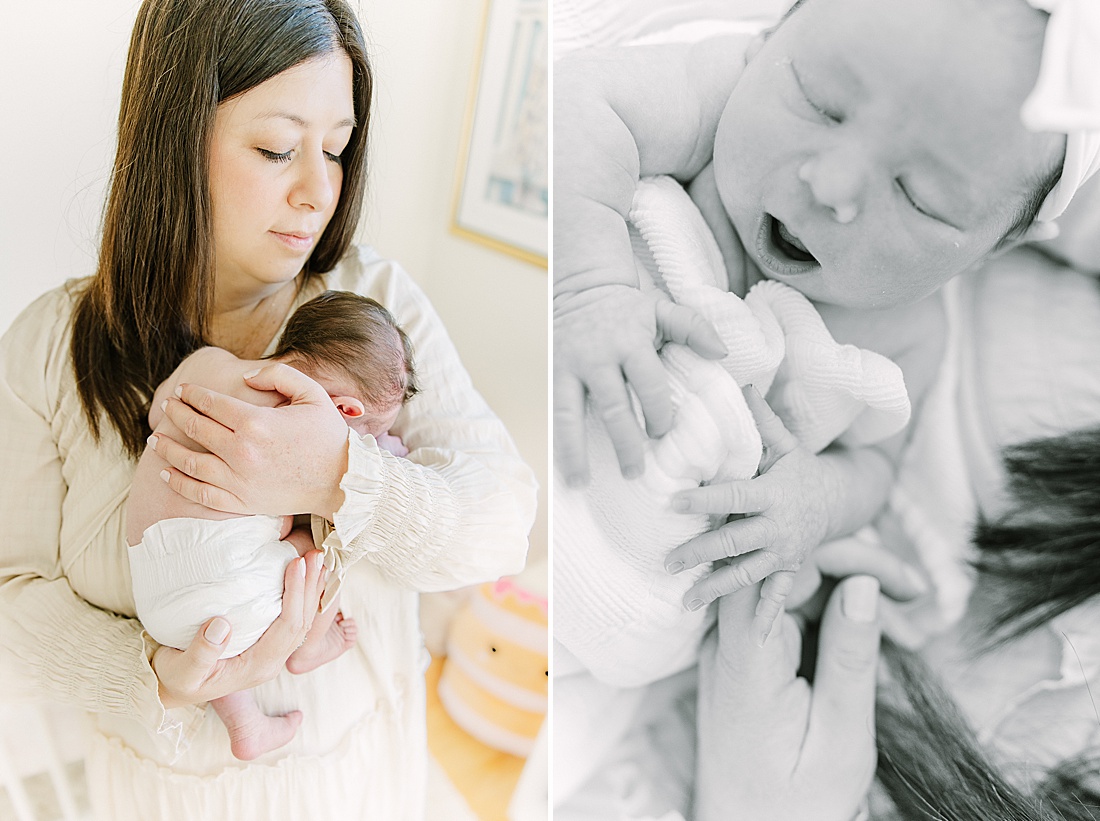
[{"left": 713, "top": 0, "right": 1064, "bottom": 308}]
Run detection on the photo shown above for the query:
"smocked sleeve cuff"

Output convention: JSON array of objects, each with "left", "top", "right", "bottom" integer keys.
[{"left": 136, "top": 632, "right": 206, "bottom": 757}]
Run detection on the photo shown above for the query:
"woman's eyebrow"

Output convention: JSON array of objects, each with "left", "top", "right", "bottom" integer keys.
[{"left": 258, "top": 111, "right": 357, "bottom": 129}]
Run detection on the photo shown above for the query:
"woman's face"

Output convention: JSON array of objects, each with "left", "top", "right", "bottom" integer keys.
[{"left": 209, "top": 52, "right": 356, "bottom": 298}]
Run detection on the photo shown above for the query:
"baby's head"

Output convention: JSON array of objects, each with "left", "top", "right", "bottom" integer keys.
[
  {"left": 270, "top": 291, "right": 417, "bottom": 438},
  {"left": 713, "top": 0, "right": 1067, "bottom": 308}
]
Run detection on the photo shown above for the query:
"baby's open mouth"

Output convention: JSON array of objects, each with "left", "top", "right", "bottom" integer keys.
[{"left": 770, "top": 216, "right": 817, "bottom": 264}]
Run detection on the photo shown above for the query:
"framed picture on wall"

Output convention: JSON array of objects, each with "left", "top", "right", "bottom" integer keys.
[{"left": 452, "top": 0, "right": 548, "bottom": 268}]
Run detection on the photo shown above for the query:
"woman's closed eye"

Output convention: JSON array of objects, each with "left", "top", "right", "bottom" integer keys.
[{"left": 256, "top": 147, "right": 343, "bottom": 165}]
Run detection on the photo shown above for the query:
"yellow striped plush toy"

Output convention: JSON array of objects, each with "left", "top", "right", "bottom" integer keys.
[{"left": 438, "top": 576, "right": 549, "bottom": 757}]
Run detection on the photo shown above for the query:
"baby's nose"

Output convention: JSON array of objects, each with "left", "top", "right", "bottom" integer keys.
[{"left": 798, "top": 157, "right": 860, "bottom": 224}]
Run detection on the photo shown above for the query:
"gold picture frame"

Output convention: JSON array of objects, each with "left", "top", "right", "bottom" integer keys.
[{"left": 451, "top": 0, "right": 548, "bottom": 268}]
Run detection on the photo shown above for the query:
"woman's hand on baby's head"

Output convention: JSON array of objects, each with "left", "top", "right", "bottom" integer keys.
[
  {"left": 152, "top": 551, "right": 326, "bottom": 709},
  {"left": 664, "top": 386, "right": 832, "bottom": 645},
  {"left": 154, "top": 363, "right": 349, "bottom": 519},
  {"left": 554, "top": 284, "right": 726, "bottom": 486}
]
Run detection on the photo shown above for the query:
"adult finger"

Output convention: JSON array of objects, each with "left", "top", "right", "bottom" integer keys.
[
  {"left": 666, "top": 516, "right": 778, "bottom": 573},
  {"left": 742, "top": 385, "right": 800, "bottom": 471},
  {"left": 553, "top": 369, "right": 590, "bottom": 487},
  {"left": 815, "top": 534, "right": 928, "bottom": 602},
  {"left": 175, "top": 383, "right": 259, "bottom": 433},
  {"left": 621, "top": 346, "right": 672, "bottom": 438},
  {"left": 173, "top": 616, "right": 233, "bottom": 695},
  {"left": 710, "top": 582, "right": 799, "bottom": 703},
  {"left": 654, "top": 301, "right": 727, "bottom": 359},
  {"left": 150, "top": 430, "right": 233, "bottom": 488},
  {"left": 242, "top": 361, "right": 331, "bottom": 404},
  {"left": 160, "top": 394, "right": 237, "bottom": 457},
  {"left": 683, "top": 549, "right": 785, "bottom": 609},
  {"left": 810, "top": 575, "right": 882, "bottom": 740},
  {"left": 158, "top": 463, "right": 246, "bottom": 514},
  {"left": 671, "top": 478, "right": 772, "bottom": 516},
  {"left": 587, "top": 368, "right": 646, "bottom": 479}
]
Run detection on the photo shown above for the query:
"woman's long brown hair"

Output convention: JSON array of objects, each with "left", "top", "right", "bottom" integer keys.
[{"left": 71, "top": 0, "right": 372, "bottom": 457}]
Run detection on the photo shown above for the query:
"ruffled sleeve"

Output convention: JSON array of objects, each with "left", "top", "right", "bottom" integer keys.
[
  {"left": 0, "top": 287, "right": 203, "bottom": 749},
  {"left": 313, "top": 249, "right": 539, "bottom": 591}
]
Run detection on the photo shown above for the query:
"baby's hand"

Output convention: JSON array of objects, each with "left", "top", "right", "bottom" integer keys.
[
  {"left": 663, "top": 387, "right": 833, "bottom": 646},
  {"left": 554, "top": 284, "right": 726, "bottom": 486}
]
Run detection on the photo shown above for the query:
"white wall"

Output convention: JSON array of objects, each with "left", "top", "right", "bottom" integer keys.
[{"left": 0, "top": 0, "right": 547, "bottom": 563}]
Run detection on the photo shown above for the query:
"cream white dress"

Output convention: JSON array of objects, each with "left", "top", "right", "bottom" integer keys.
[{"left": 0, "top": 246, "right": 538, "bottom": 820}]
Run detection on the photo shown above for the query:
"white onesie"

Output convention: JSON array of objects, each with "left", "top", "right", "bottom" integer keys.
[{"left": 128, "top": 515, "right": 298, "bottom": 659}]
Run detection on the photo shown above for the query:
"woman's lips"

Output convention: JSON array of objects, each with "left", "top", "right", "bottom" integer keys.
[
  {"left": 271, "top": 231, "right": 315, "bottom": 252},
  {"left": 754, "top": 214, "right": 819, "bottom": 276}
]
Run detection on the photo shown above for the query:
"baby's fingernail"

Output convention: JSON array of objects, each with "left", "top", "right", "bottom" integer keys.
[
  {"left": 243, "top": 368, "right": 260, "bottom": 379},
  {"left": 204, "top": 617, "right": 230, "bottom": 644},
  {"left": 666, "top": 561, "right": 685, "bottom": 575},
  {"left": 671, "top": 496, "right": 690, "bottom": 513},
  {"left": 160, "top": 399, "right": 168, "bottom": 412},
  {"left": 685, "top": 598, "right": 705, "bottom": 612},
  {"left": 842, "top": 576, "right": 880, "bottom": 623},
  {"left": 173, "top": 384, "right": 182, "bottom": 398},
  {"left": 147, "top": 434, "right": 157, "bottom": 451},
  {"left": 755, "top": 624, "right": 772, "bottom": 647},
  {"left": 622, "top": 464, "right": 643, "bottom": 480},
  {"left": 565, "top": 472, "right": 588, "bottom": 489},
  {"left": 159, "top": 469, "right": 170, "bottom": 483}
]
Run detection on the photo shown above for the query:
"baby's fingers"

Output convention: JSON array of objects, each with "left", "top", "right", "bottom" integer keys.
[
  {"left": 622, "top": 346, "right": 672, "bottom": 439},
  {"left": 742, "top": 386, "right": 800, "bottom": 471},
  {"left": 588, "top": 368, "right": 646, "bottom": 480},
  {"left": 553, "top": 369, "right": 590, "bottom": 486},
  {"left": 666, "top": 515, "right": 778, "bottom": 573},
  {"left": 655, "top": 301, "right": 727, "bottom": 359},
  {"left": 683, "top": 550, "right": 786, "bottom": 611},
  {"left": 753, "top": 571, "right": 796, "bottom": 647}
]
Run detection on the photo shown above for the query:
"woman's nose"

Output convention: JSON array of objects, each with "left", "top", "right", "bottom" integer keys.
[
  {"left": 798, "top": 151, "right": 864, "bottom": 224},
  {"left": 290, "top": 153, "right": 337, "bottom": 212}
]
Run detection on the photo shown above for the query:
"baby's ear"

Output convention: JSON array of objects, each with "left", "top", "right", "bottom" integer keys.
[{"left": 332, "top": 395, "right": 365, "bottom": 421}]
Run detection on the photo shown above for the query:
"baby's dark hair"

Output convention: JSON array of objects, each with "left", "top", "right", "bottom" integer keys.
[{"left": 271, "top": 291, "right": 418, "bottom": 413}]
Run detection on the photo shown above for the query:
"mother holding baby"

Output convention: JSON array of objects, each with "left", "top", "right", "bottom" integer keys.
[{"left": 0, "top": 1, "right": 536, "bottom": 818}]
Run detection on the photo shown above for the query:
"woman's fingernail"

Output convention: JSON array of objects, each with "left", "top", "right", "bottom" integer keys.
[
  {"left": 147, "top": 434, "right": 157, "bottom": 451},
  {"left": 671, "top": 496, "right": 690, "bottom": 513},
  {"left": 842, "top": 576, "right": 880, "bottom": 623},
  {"left": 159, "top": 469, "right": 170, "bottom": 483},
  {"left": 298, "top": 558, "right": 307, "bottom": 578},
  {"left": 685, "top": 598, "right": 705, "bottom": 612},
  {"left": 160, "top": 399, "right": 168, "bottom": 412},
  {"left": 243, "top": 368, "right": 260, "bottom": 379},
  {"left": 204, "top": 618, "right": 230, "bottom": 644},
  {"left": 666, "top": 561, "right": 685, "bottom": 575},
  {"left": 173, "top": 384, "right": 182, "bottom": 398}
]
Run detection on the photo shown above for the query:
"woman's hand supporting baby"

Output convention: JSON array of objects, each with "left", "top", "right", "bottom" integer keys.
[
  {"left": 152, "top": 550, "right": 327, "bottom": 709},
  {"left": 695, "top": 575, "right": 882, "bottom": 821},
  {"left": 151, "top": 363, "right": 350, "bottom": 520}
]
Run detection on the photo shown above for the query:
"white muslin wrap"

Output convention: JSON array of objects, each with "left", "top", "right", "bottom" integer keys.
[{"left": 128, "top": 515, "right": 298, "bottom": 659}]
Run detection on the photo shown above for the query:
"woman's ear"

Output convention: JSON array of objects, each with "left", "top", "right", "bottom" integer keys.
[{"left": 332, "top": 395, "right": 365, "bottom": 421}]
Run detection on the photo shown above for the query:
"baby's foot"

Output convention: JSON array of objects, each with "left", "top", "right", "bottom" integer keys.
[
  {"left": 226, "top": 709, "right": 303, "bottom": 761},
  {"left": 286, "top": 612, "right": 358, "bottom": 675}
]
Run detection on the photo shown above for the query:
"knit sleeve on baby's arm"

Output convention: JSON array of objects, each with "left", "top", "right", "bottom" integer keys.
[
  {"left": 314, "top": 251, "right": 538, "bottom": 592},
  {"left": 0, "top": 289, "right": 202, "bottom": 747}
]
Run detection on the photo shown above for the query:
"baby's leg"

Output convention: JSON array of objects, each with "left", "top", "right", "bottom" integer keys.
[
  {"left": 211, "top": 689, "right": 302, "bottom": 761},
  {"left": 285, "top": 593, "right": 358, "bottom": 675}
]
